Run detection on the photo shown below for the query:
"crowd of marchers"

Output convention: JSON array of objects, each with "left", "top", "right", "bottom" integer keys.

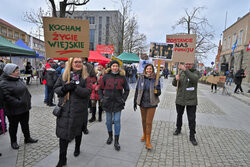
[{"left": 0, "top": 56, "right": 206, "bottom": 167}]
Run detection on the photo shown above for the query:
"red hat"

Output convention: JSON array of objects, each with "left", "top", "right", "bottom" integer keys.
[
  {"left": 49, "top": 60, "right": 54, "bottom": 63},
  {"left": 98, "top": 61, "right": 106, "bottom": 68}
]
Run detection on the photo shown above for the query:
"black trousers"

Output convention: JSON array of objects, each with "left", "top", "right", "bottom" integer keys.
[
  {"left": 211, "top": 84, "right": 217, "bottom": 91},
  {"left": 234, "top": 84, "right": 243, "bottom": 93},
  {"left": 47, "top": 86, "right": 54, "bottom": 105},
  {"left": 7, "top": 112, "right": 30, "bottom": 143},
  {"left": 59, "top": 134, "right": 82, "bottom": 160},
  {"left": 82, "top": 99, "right": 90, "bottom": 131},
  {"left": 176, "top": 104, "right": 196, "bottom": 136},
  {"left": 26, "top": 77, "right": 31, "bottom": 85}
]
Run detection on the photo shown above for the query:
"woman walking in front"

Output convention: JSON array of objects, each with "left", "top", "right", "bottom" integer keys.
[
  {"left": 54, "top": 57, "right": 90, "bottom": 167},
  {"left": 134, "top": 64, "right": 161, "bottom": 150},
  {"left": 99, "top": 60, "right": 130, "bottom": 151}
]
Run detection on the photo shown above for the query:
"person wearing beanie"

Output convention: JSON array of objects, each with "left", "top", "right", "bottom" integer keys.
[
  {"left": 99, "top": 60, "right": 130, "bottom": 151},
  {"left": 0, "top": 63, "right": 38, "bottom": 150},
  {"left": 89, "top": 61, "right": 106, "bottom": 123},
  {"left": 44, "top": 63, "right": 58, "bottom": 106}
]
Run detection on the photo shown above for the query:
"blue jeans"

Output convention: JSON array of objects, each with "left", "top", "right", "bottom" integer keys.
[
  {"left": 226, "top": 77, "right": 232, "bottom": 85},
  {"left": 44, "top": 85, "right": 48, "bottom": 102},
  {"left": 106, "top": 112, "right": 121, "bottom": 135}
]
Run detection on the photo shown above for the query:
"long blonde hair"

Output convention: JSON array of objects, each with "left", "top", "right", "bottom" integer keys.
[{"left": 62, "top": 57, "right": 88, "bottom": 82}]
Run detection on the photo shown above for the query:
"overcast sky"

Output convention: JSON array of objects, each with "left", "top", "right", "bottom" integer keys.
[{"left": 1, "top": 0, "right": 249, "bottom": 66}]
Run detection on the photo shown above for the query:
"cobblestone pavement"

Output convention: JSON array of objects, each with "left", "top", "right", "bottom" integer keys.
[
  {"left": 4, "top": 78, "right": 249, "bottom": 167},
  {"left": 137, "top": 121, "right": 250, "bottom": 167},
  {"left": 15, "top": 84, "right": 101, "bottom": 167},
  {"left": 136, "top": 78, "right": 250, "bottom": 167}
]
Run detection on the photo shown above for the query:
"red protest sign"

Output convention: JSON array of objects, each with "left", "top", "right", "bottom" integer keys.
[{"left": 96, "top": 45, "right": 114, "bottom": 55}]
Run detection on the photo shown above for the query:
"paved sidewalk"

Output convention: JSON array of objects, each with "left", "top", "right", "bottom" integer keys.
[{"left": 0, "top": 78, "right": 250, "bottom": 167}]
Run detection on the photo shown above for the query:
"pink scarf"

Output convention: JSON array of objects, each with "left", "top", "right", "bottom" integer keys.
[{"left": 0, "top": 109, "right": 5, "bottom": 135}]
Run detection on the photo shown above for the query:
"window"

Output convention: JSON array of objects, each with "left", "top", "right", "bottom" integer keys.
[
  {"left": 105, "top": 17, "right": 110, "bottom": 45},
  {"left": 89, "top": 29, "right": 95, "bottom": 50},
  {"left": 232, "top": 33, "right": 237, "bottom": 46},
  {"left": 87, "top": 17, "right": 95, "bottom": 24},
  {"left": 227, "top": 36, "right": 231, "bottom": 49},
  {"left": 8, "top": 29, "right": 13, "bottom": 38},
  {"left": 98, "top": 17, "right": 102, "bottom": 45},
  {"left": 1, "top": 27, "right": 7, "bottom": 36},
  {"left": 74, "top": 16, "right": 82, "bottom": 20},
  {"left": 238, "top": 30, "right": 243, "bottom": 45},
  {"left": 14, "top": 32, "right": 19, "bottom": 39},
  {"left": 223, "top": 38, "right": 226, "bottom": 50}
]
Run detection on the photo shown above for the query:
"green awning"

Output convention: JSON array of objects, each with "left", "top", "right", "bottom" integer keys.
[
  {"left": 0, "top": 36, "right": 36, "bottom": 57},
  {"left": 117, "top": 52, "right": 139, "bottom": 63}
]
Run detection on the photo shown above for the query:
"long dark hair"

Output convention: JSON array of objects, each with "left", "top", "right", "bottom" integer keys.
[{"left": 143, "top": 64, "right": 155, "bottom": 75}]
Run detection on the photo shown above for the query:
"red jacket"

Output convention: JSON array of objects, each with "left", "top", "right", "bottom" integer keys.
[
  {"left": 90, "top": 75, "right": 103, "bottom": 100},
  {"left": 42, "top": 63, "right": 51, "bottom": 85}
]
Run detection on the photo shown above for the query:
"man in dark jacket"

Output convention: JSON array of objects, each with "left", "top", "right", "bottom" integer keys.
[
  {"left": 172, "top": 63, "right": 200, "bottom": 146},
  {"left": 45, "top": 63, "right": 58, "bottom": 106},
  {"left": 99, "top": 60, "right": 130, "bottom": 151},
  {"left": 56, "top": 62, "right": 65, "bottom": 77},
  {"left": 25, "top": 62, "right": 33, "bottom": 85},
  {"left": 234, "top": 69, "right": 246, "bottom": 93},
  {"left": 82, "top": 57, "right": 96, "bottom": 134}
]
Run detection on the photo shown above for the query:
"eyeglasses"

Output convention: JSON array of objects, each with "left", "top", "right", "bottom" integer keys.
[{"left": 73, "top": 61, "right": 82, "bottom": 64}]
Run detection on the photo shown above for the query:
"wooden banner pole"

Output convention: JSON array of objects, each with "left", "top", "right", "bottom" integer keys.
[
  {"left": 176, "top": 62, "right": 180, "bottom": 90},
  {"left": 155, "top": 59, "right": 162, "bottom": 93}
]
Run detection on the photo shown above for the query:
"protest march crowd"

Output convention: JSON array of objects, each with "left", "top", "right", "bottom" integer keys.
[{"left": 0, "top": 55, "right": 247, "bottom": 167}]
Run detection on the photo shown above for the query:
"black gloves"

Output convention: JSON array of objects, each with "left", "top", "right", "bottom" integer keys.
[
  {"left": 154, "top": 89, "right": 161, "bottom": 96},
  {"left": 133, "top": 103, "right": 137, "bottom": 111},
  {"left": 62, "top": 82, "right": 76, "bottom": 93}
]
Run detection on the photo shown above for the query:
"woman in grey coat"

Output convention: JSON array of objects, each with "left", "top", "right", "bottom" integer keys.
[{"left": 54, "top": 57, "right": 90, "bottom": 167}]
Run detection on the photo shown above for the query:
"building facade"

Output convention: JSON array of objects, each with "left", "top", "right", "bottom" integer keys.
[
  {"left": 28, "top": 35, "right": 45, "bottom": 57},
  {"left": 0, "top": 18, "right": 29, "bottom": 45},
  {"left": 64, "top": 10, "right": 122, "bottom": 55},
  {"left": 220, "top": 12, "right": 250, "bottom": 83}
]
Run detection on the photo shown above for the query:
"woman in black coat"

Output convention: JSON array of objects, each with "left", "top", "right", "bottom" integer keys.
[
  {"left": 234, "top": 69, "right": 246, "bottom": 93},
  {"left": 54, "top": 57, "right": 90, "bottom": 167},
  {"left": 0, "top": 63, "right": 38, "bottom": 150},
  {"left": 99, "top": 60, "right": 130, "bottom": 151}
]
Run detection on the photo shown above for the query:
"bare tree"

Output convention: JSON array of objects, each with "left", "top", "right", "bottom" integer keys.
[
  {"left": 48, "top": 0, "right": 90, "bottom": 18},
  {"left": 172, "top": 7, "right": 216, "bottom": 61},
  {"left": 124, "top": 16, "right": 147, "bottom": 54},
  {"left": 23, "top": 0, "right": 90, "bottom": 38},
  {"left": 110, "top": 0, "right": 147, "bottom": 55}
]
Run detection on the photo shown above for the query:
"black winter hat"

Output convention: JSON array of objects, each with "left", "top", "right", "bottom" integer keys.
[{"left": 109, "top": 60, "right": 120, "bottom": 67}]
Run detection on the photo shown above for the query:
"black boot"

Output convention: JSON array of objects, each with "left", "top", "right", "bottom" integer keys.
[
  {"left": 11, "top": 142, "right": 19, "bottom": 150},
  {"left": 98, "top": 107, "right": 103, "bottom": 122},
  {"left": 24, "top": 137, "right": 38, "bottom": 144},
  {"left": 89, "top": 107, "right": 96, "bottom": 122},
  {"left": 190, "top": 135, "right": 198, "bottom": 146},
  {"left": 114, "top": 135, "right": 120, "bottom": 151},
  {"left": 74, "top": 135, "right": 82, "bottom": 157},
  {"left": 173, "top": 128, "right": 181, "bottom": 135},
  {"left": 56, "top": 155, "right": 67, "bottom": 167},
  {"left": 57, "top": 139, "right": 68, "bottom": 167},
  {"left": 106, "top": 131, "right": 113, "bottom": 145}
]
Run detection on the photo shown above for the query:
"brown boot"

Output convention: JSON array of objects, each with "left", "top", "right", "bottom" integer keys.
[
  {"left": 145, "top": 135, "right": 152, "bottom": 150},
  {"left": 141, "top": 132, "right": 145, "bottom": 142}
]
